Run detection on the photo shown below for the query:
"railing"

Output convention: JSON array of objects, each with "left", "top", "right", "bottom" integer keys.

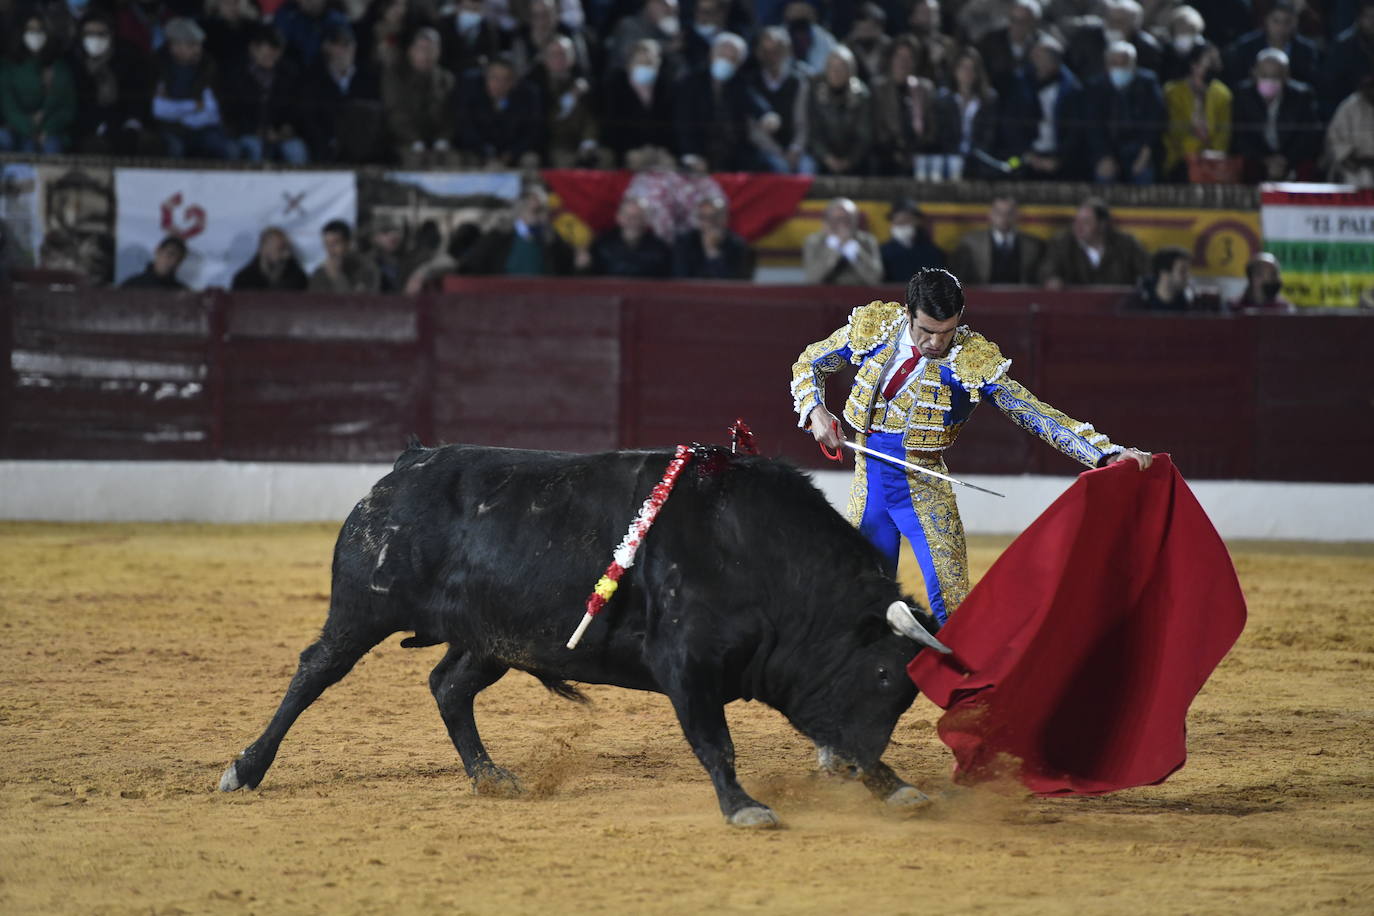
[{"left": 3, "top": 277, "right": 1370, "bottom": 482}]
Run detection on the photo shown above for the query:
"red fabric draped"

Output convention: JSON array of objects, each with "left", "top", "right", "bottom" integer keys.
[
  {"left": 541, "top": 170, "right": 812, "bottom": 241},
  {"left": 908, "top": 456, "right": 1247, "bottom": 796}
]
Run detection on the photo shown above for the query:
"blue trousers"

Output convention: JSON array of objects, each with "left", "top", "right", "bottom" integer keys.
[{"left": 846, "top": 431, "right": 969, "bottom": 624}]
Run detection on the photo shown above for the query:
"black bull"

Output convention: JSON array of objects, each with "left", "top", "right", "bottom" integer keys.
[{"left": 219, "top": 442, "right": 950, "bottom": 827}]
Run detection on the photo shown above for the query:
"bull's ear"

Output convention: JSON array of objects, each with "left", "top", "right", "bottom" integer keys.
[{"left": 886, "top": 601, "right": 951, "bottom": 654}]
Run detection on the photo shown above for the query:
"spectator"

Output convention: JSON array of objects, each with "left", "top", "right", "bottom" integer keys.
[
  {"left": 231, "top": 226, "right": 308, "bottom": 290},
  {"left": 310, "top": 220, "right": 381, "bottom": 292},
  {"left": 588, "top": 196, "right": 672, "bottom": 277},
  {"left": 1232, "top": 48, "right": 1322, "bottom": 181},
  {"left": 68, "top": 12, "right": 160, "bottom": 156},
  {"left": 203, "top": 0, "right": 262, "bottom": 75},
  {"left": 880, "top": 198, "right": 945, "bottom": 282},
  {"left": 152, "top": 18, "right": 233, "bottom": 160},
  {"left": 782, "top": 1, "right": 839, "bottom": 76},
  {"left": 843, "top": 3, "right": 891, "bottom": 82},
  {"left": 1066, "top": 0, "right": 1163, "bottom": 83},
  {"left": 121, "top": 236, "right": 188, "bottom": 289},
  {"left": 977, "top": 0, "right": 1047, "bottom": 94},
  {"left": 526, "top": 35, "right": 605, "bottom": 167},
  {"left": 684, "top": 0, "right": 731, "bottom": 70},
  {"left": 382, "top": 27, "right": 457, "bottom": 167},
  {"left": 437, "top": 0, "right": 505, "bottom": 78},
  {"left": 1162, "top": 42, "right": 1231, "bottom": 181},
  {"left": 803, "top": 197, "right": 882, "bottom": 285},
  {"left": 1158, "top": 5, "right": 1207, "bottom": 82},
  {"left": 1320, "top": 0, "right": 1374, "bottom": 118},
  {"left": 301, "top": 23, "right": 385, "bottom": 163},
  {"left": 363, "top": 213, "right": 405, "bottom": 292},
  {"left": 950, "top": 195, "right": 1046, "bottom": 285},
  {"left": 935, "top": 46, "right": 1000, "bottom": 179},
  {"left": 273, "top": 0, "right": 350, "bottom": 71},
  {"left": 1230, "top": 252, "right": 1296, "bottom": 312},
  {"left": 1326, "top": 74, "right": 1374, "bottom": 187},
  {"left": 1083, "top": 40, "right": 1165, "bottom": 184},
  {"left": 1041, "top": 197, "right": 1149, "bottom": 288},
  {"left": 609, "top": 0, "right": 684, "bottom": 72},
  {"left": 457, "top": 57, "right": 545, "bottom": 167},
  {"left": 1224, "top": 0, "right": 1320, "bottom": 89},
  {"left": 0, "top": 14, "right": 76, "bottom": 153},
  {"left": 223, "top": 25, "right": 309, "bottom": 163},
  {"left": 458, "top": 186, "right": 575, "bottom": 275},
  {"left": 622, "top": 146, "right": 727, "bottom": 243},
  {"left": 807, "top": 45, "right": 872, "bottom": 175},
  {"left": 1002, "top": 34, "right": 1086, "bottom": 180},
  {"left": 507, "top": 0, "right": 592, "bottom": 78},
  {"left": 354, "top": 0, "right": 409, "bottom": 72},
  {"left": 1124, "top": 246, "right": 1194, "bottom": 310},
  {"left": 673, "top": 32, "right": 773, "bottom": 172},
  {"left": 746, "top": 26, "right": 813, "bottom": 174},
  {"left": 603, "top": 38, "right": 676, "bottom": 165},
  {"left": 671, "top": 195, "right": 754, "bottom": 279},
  {"left": 904, "top": 0, "right": 957, "bottom": 84},
  {"left": 872, "top": 37, "right": 940, "bottom": 176}
]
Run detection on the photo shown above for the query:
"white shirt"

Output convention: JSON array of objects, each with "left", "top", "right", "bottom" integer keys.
[
  {"left": 1033, "top": 81, "right": 1061, "bottom": 154},
  {"left": 1078, "top": 239, "right": 1104, "bottom": 269}
]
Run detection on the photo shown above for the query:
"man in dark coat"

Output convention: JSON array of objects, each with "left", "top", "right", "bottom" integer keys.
[
  {"left": 1082, "top": 41, "right": 1165, "bottom": 184},
  {"left": 68, "top": 11, "right": 161, "bottom": 156},
  {"left": 671, "top": 31, "right": 773, "bottom": 172},
  {"left": 589, "top": 196, "right": 672, "bottom": 278},
  {"left": 1001, "top": 35, "right": 1087, "bottom": 181},
  {"left": 231, "top": 226, "right": 309, "bottom": 290},
  {"left": 1231, "top": 48, "right": 1323, "bottom": 181},
  {"left": 300, "top": 23, "right": 384, "bottom": 163},
  {"left": 1223, "top": 0, "right": 1321, "bottom": 89},
  {"left": 880, "top": 199, "right": 945, "bottom": 283},
  {"left": 1124, "top": 247, "right": 1195, "bottom": 311},
  {"left": 456, "top": 57, "right": 545, "bottom": 167},
  {"left": 671, "top": 196, "right": 754, "bottom": 279},
  {"left": 950, "top": 195, "right": 1046, "bottom": 285},
  {"left": 459, "top": 187, "right": 576, "bottom": 276},
  {"left": 121, "top": 236, "right": 189, "bottom": 289},
  {"left": 1040, "top": 197, "right": 1149, "bottom": 288}
]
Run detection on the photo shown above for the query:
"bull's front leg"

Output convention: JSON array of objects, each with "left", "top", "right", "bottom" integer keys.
[
  {"left": 662, "top": 670, "right": 779, "bottom": 829},
  {"left": 813, "top": 747, "right": 931, "bottom": 810}
]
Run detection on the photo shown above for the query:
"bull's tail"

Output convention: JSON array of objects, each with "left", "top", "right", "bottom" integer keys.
[{"left": 538, "top": 676, "right": 589, "bottom": 704}]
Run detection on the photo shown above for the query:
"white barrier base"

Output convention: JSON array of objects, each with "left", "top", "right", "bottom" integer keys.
[{"left": 1, "top": 461, "right": 1371, "bottom": 542}]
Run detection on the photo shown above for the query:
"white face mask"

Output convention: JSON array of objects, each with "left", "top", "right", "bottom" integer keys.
[
  {"left": 657, "top": 14, "right": 679, "bottom": 37},
  {"left": 83, "top": 35, "right": 112, "bottom": 57},
  {"left": 630, "top": 63, "right": 658, "bottom": 87},
  {"left": 457, "top": 9, "right": 483, "bottom": 31},
  {"left": 1172, "top": 34, "right": 1196, "bottom": 55},
  {"left": 890, "top": 224, "right": 915, "bottom": 245},
  {"left": 24, "top": 30, "right": 47, "bottom": 53},
  {"left": 710, "top": 57, "right": 737, "bottom": 81}
]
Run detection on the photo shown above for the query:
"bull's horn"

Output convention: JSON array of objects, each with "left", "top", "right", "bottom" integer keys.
[{"left": 886, "top": 601, "right": 952, "bottom": 654}]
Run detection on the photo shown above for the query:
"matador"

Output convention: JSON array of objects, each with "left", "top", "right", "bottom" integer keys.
[{"left": 791, "top": 268, "right": 1152, "bottom": 624}]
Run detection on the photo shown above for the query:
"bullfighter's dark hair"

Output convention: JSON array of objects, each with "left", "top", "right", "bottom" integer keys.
[{"left": 906, "top": 268, "right": 964, "bottom": 321}]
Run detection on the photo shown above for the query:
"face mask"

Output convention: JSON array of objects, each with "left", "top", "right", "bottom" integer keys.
[
  {"left": 1104, "top": 28, "right": 1125, "bottom": 44},
  {"left": 1261, "top": 280, "right": 1282, "bottom": 300},
  {"left": 710, "top": 57, "right": 737, "bottom": 81},
  {"left": 1257, "top": 77, "right": 1282, "bottom": 100},
  {"left": 890, "top": 225, "right": 915, "bottom": 245},
  {"left": 657, "top": 15, "right": 679, "bottom": 37},
  {"left": 24, "top": 31, "right": 47, "bottom": 53},
  {"left": 1108, "top": 66, "right": 1134, "bottom": 89},
  {"left": 457, "top": 10, "right": 483, "bottom": 31},
  {"left": 83, "top": 35, "right": 111, "bottom": 57},
  {"left": 1172, "top": 34, "right": 1196, "bottom": 55},
  {"left": 694, "top": 23, "right": 718, "bottom": 40},
  {"left": 630, "top": 63, "right": 658, "bottom": 87}
]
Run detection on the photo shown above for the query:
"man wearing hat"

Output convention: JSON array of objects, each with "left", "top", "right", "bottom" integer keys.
[{"left": 152, "top": 17, "right": 233, "bottom": 159}]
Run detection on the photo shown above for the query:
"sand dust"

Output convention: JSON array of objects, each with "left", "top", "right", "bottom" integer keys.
[{"left": 1, "top": 523, "right": 1371, "bottom": 915}]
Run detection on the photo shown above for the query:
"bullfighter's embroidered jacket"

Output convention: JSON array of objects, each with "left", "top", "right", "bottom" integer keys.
[{"left": 790, "top": 300, "right": 1124, "bottom": 467}]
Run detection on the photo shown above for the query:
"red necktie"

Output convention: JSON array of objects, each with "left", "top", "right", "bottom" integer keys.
[{"left": 883, "top": 346, "right": 922, "bottom": 402}]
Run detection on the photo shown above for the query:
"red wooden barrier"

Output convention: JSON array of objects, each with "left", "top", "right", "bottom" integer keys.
[{"left": 4, "top": 278, "right": 1371, "bottom": 482}]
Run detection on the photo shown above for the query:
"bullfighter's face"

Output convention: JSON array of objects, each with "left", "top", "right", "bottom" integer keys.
[{"left": 910, "top": 308, "right": 963, "bottom": 360}]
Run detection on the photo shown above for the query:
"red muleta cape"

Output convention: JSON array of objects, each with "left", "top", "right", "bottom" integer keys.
[{"left": 907, "top": 455, "right": 1247, "bottom": 796}]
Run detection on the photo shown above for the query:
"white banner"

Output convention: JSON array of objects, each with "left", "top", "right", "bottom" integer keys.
[{"left": 114, "top": 169, "right": 357, "bottom": 289}]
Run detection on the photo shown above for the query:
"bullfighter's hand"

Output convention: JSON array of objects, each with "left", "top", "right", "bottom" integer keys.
[
  {"left": 1110, "top": 448, "right": 1153, "bottom": 470},
  {"left": 807, "top": 406, "right": 841, "bottom": 449}
]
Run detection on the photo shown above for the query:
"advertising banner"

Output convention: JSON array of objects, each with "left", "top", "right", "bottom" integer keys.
[{"left": 1260, "top": 184, "right": 1374, "bottom": 308}]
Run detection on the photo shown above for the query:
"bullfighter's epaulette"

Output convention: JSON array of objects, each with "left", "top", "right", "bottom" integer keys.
[
  {"left": 947, "top": 330, "right": 1012, "bottom": 401},
  {"left": 846, "top": 300, "right": 904, "bottom": 353}
]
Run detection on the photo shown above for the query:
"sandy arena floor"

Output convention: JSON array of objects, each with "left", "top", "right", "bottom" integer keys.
[{"left": 0, "top": 522, "right": 1371, "bottom": 915}]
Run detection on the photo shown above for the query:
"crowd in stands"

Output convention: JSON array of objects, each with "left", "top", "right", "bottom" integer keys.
[{"left": 1, "top": 0, "right": 1371, "bottom": 183}]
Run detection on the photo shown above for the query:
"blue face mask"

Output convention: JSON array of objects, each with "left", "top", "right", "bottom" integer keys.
[
  {"left": 630, "top": 63, "right": 658, "bottom": 87},
  {"left": 1108, "top": 66, "right": 1134, "bottom": 89},
  {"left": 710, "top": 57, "right": 737, "bottom": 82}
]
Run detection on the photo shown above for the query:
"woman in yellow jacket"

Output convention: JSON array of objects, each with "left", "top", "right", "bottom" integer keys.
[{"left": 1162, "top": 43, "right": 1232, "bottom": 181}]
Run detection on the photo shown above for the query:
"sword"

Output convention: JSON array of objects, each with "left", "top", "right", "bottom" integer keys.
[{"left": 842, "top": 439, "right": 1005, "bottom": 498}]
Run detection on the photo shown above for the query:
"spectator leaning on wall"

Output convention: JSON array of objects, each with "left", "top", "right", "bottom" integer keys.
[
  {"left": 1230, "top": 252, "right": 1296, "bottom": 312},
  {"left": 231, "top": 227, "right": 308, "bottom": 291},
  {"left": 122, "top": 236, "right": 190, "bottom": 290},
  {"left": 671, "top": 195, "right": 755, "bottom": 280},
  {"left": 310, "top": 220, "right": 381, "bottom": 293},
  {"left": 587, "top": 196, "right": 673, "bottom": 278},
  {"left": 1041, "top": 197, "right": 1149, "bottom": 288},
  {"left": 1124, "top": 246, "right": 1195, "bottom": 311}
]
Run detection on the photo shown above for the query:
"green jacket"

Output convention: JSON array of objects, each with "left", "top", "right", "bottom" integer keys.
[{"left": 0, "top": 57, "right": 77, "bottom": 145}]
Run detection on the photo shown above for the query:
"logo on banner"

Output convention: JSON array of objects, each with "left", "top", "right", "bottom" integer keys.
[
  {"left": 160, "top": 192, "right": 207, "bottom": 239},
  {"left": 282, "top": 190, "right": 307, "bottom": 218}
]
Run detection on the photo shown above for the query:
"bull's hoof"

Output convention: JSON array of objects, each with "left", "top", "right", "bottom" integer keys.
[
  {"left": 727, "top": 806, "right": 781, "bottom": 829},
  {"left": 471, "top": 766, "right": 523, "bottom": 798},
  {"left": 885, "top": 785, "right": 933, "bottom": 810},
  {"left": 218, "top": 760, "right": 244, "bottom": 792}
]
